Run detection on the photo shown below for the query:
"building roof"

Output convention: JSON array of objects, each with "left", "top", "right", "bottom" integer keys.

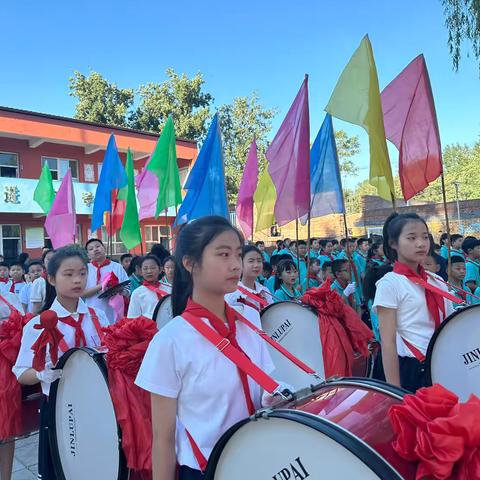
[{"left": 0, "top": 106, "right": 197, "bottom": 161}]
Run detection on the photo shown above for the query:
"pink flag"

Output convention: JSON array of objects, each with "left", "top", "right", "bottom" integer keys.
[
  {"left": 381, "top": 55, "right": 443, "bottom": 201},
  {"left": 236, "top": 139, "right": 259, "bottom": 238},
  {"left": 45, "top": 169, "right": 76, "bottom": 248},
  {"left": 135, "top": 160, "right": 159, "bottom": 221},
  {"left": 267, "top": 77, "right": 310, "bottom": 226}
]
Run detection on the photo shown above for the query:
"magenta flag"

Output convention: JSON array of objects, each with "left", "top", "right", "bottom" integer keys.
[
  {"left": 135, "top": 160, "right": 158, "bottom": 221},
  {"left": 381, "top": 55, "right": 443, "bottom": 201},
  {"left": 236, "top": 139, "right": 259, "bottom": 238},
  {"left": 267, "top": 77, "right": 310, "bottom": 226},
  {"left": 44, "top": 169, "right": 76, "bottom": 248}
]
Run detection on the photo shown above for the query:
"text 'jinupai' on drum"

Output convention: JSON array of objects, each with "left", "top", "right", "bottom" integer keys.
[{"left": 205, "top": 378, "right": 417, "bottom": 480}]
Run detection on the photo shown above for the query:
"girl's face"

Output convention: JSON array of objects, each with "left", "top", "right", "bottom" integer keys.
[
  {"left": 186, "top": 230, "right": 242, "bottom": 295},
  {"left": 335, "top": 264, "right": 351, "bottom": 284},
  {"left": 311, "top": 262, "right": 321, "bottom": 275},
  {"left": 280, "top": 266, "right": 298, "bottom": 287},
  {"left": 10, "top": 266, "right": 24, "bottom": 282},
  {"left": 141, "top": 259, "right": 161, "bottom": 282},
  {"left": 50, "top": 257, "right": 88, "bottom": 298},
  {"left": 392, "top": 220, "right": 430, "bottom": 264},
  {"left": 242, "top": 251, "right": 263, "bottom": 280},
  {"left": 164, "top": 259, "right": 175, "bottom": 282},
  {"left": 452, "top": 237, "right": 464, "bottom": 250}
]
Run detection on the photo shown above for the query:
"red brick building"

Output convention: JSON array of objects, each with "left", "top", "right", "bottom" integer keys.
[{"left": 0, "top": 106, "right": 197, "bottom": 260}]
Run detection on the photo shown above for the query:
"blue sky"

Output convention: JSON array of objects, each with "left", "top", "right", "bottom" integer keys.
[{"left": 1, "top": 0, "right": 479, "bottom": 188}]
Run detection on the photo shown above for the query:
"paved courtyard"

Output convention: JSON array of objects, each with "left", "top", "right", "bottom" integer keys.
[{"left": 12, "top": 435, "right": 38, "bottom": 480}]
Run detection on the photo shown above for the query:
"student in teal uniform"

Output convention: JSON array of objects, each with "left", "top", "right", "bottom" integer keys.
[
  {"left": 301, "top": 258, "right": 321, "bottom": 292},
  {"left": 255, "top": 241, "right": 270, "bottom": 263},
  {"left": 308, "top": 238, "right": 321, "bottom": 259},
  {"left": 439, "top": 233, "right": 449, "bottom": 259},
  {"left": 265, "top": 254, "right": 291, "bottom": 293},
  {"left": 422, "top": 254, "right": 440, "bottom": 275},
  {"left": 448, "top": 256, "right": 472, "bottom": 308},
  {"left": 337, "top": 238, "right": 356, "bottom": 260},
  {"left": 353, "top": 238, "right": 370, "bottom": 279},
  {"left": 271, "top": 240, "right": 284, "bottom": 256},
  {"left": 258, "top": 262, "right": 272, "bottom": 285},
  {"left": 289, "top": 241, "right": 307, "bottom": 284},
  {"left": 367, "top": 242, "right": 386, "bottom": 268},
  {"left": 440, "top": 234, "right": 464, "bottom": 259},
  {"left": 321, "top": 261, "right": 333, "bottom": 284},
  {"left": 318, "top": 239, "right": 335, "bottom": 266},
  {"left": 273, "top": 259, "right": 302, "bottom": 302},
  {"left": 462, "top": 237, "right": 480, "bottom": 293},
  {"left": 128, "top": 256, "right": 143, "bottom": 293},
  {"left": 331, "top": 239, "right": 340, "bottom": 258},
  {"left": 331, "top": 259, "right": 361, "bottom": 313}
]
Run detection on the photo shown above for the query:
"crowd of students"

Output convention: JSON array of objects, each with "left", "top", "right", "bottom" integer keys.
[{"left": 0, "top": 213, "right": 478, "bottom": 480}]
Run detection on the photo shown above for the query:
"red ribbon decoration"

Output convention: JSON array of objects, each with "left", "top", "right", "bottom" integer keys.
[{"left": 31, "top": 310, "right": 64, "bottom": 371}]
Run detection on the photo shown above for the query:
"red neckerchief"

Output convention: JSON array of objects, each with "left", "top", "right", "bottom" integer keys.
[
  {"left": 336, "top": 278, "right": 354, "bottom": 306},
  {"left": 237, "top": 285, "right": 268, "bottom": 311},
  {"left": 393, "top": 261, "right": 446, "bottom": 328},
  {"left": 58, "top": 313, "right": 86, "bottom": 348},
  {"left": 9, "top": 280, "right": 23, "bottom": 293},
  {"left": 143, "top": 280, "right": 169, "bottom": 300},
  {"left": 92, "top": 259, "right": 111, "bottom": 283},
  {"left": 0, "top": 278, "right": 8, "bottom": 284},
  {"left": 308, "top": 273, "right": 318, "bottom": 281},
  {"left": 183, "top": 299, "right": 255, "bottom": 415}
]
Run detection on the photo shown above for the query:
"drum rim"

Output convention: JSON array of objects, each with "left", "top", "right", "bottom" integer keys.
[
  {"left": 425, "top": 303, "right": 480, "bottom": 386},
  {"left": 319, "top": 377, "right": 410, "bottom": 400},
  {"left": 152, "top": 294, "right": 171, "bottom": 323},
  {"left": 260, "top": 300, "right": 317, "bottom": 316},
  {"left": 204, "top": 409, "right": 403, "bottom": 480},
  {"left": 48, "top": 347, "right": 129, "bottom": 480}
]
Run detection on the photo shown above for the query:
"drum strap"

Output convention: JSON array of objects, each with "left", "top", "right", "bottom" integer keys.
[
  {"left": 237, "top": 286, "right": 269, "bottom": 309},
  {"left": 0, "top": 293, "right": 21, "bottom": 315},
  {"left": 143, "top": 282, "right": 169, "bottom": 300},
  {"left": 401, "top": 337, "right": 426, "bottom": 363}
]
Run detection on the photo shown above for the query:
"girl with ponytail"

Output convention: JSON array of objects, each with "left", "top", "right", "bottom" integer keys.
[
  {"left": 135, "top": 216, "right": 277, "bottom": 480},
  {"left": 373, "top": 213, "right": 454, "bottom": 392}
]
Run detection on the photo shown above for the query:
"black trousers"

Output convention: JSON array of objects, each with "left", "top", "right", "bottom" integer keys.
[
  {"left": 178, "top": 465, "right": 205, "bottom": 480},
  {"left": 399, "top": 356, "right": 426, "bottom": 393},
  {"left": 38, "top": 399, "right": 57, "bottom": 480}
]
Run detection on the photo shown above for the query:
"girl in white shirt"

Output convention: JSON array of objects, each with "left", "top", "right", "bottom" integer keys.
[
  {"left": 373, "top": 213, "right": 453, "bottom": 392},
  {"left": 225, "top": 245, "right": 273, "bottom": 311},
  {"left": 160, "top": 256, "right": 176, "bottom": 290},
  {"left": 13, "top": 245, "right": 109, "bottom": 479},
  {"left": 135, "top": 216, "right": 277, "bottom": 480},
  {"left": 127, "top": 255, "right": 170, "bottom": 319}
]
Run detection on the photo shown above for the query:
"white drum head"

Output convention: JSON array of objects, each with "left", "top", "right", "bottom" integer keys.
[
  {"left": 261, "top": 302, "right": 324, "bottom": 390},
  {"left": 427, "top": 304, "right": 480, "bottom": 401},
  {"left": 153, "top": 295, "right": 173, "bottom": 329},
  {"left": 49, "top": 348, "right": 125, "bottom": 480},
  {"left": 208, "top": 414, "right": 399, "bottom": 479}
]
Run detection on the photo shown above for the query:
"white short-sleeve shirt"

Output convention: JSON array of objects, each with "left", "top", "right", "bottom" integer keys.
[
  {"left": 85, "top": 261, "right": 129, "bottom": 324},
  {"left": 0, "top": 291, "right": 25, "bottom": 320},
  {"left": 225, "top": 281, "right": 273, "bottom": 311},
  {"left": 13, "top": 297, "right": 109, "bottom": 395},
  {"left": 127, "top": 284, "right": 170, "bottom": 319},
  {"left": 373, "top": 271, "right": 454, "bottom": 357},
  {"left": 30, "top": 277, "right": 46, "bottom": 305},
  {"left": 135, "top": 303, "right": 275, "bottom": 469},
  {"left": 3, "top": 281, "right": 26, "bottom": 302}
]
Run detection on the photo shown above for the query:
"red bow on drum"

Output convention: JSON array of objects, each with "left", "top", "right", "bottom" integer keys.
[
  {"left": 31, "top": 311, "right": 64, "bottom": 371},
  {"left": 389, "top": 384, "right": 480, "bottom": 479}
]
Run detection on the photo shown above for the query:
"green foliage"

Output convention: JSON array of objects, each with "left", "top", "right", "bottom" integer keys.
[
  {"left": 128, "top": 69, "right": 213, "bottom": 140},
  {"left": 218, "top": 93, "right": 277, "bottom": 202},
  {"left": 335, "top": 130, "right": 360, "bottom": 177},
  {"left": 69, "top": 71, "right": 134, "bottom": 127},
  {"left": 442, "top": 0, "right": 480, "bottom": 71}
]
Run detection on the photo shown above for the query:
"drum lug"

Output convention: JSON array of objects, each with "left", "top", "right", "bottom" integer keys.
[{"left": 251, "top": 408, "right": 273, "bottom": 420}]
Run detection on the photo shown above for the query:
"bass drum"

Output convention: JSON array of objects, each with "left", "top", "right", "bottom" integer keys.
[
  {"left": 426, "top": 303, "right": 480, "bottom": 401},
  {"left": 49, "top": 348, "right": 128, "bottom": 480},
  {"left": 152, "top": 295, "right": 174, "bottom": 329},
  {"left": 205, "top": 378, "right": 416, "bottom": 480}
]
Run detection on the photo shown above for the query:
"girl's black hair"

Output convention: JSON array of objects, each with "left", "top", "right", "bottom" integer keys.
[
  {"left": 139, "top": 254, "right": 162, "bottom": 269},
  {"left": 85, "top": 238, "right": 104, "bottom": 249},
  {"left": 171, "top": 216, "right": 244, "bottom": 316},
  {"left": 42, "top": 245, "right": 88, "bottom": 312},
  {"left": 263, "top": 262, "right": 272, "bottom": 274},
  {"left": 439, "top": 233, "right": 448, "bottom": 245},
  {"left": 150, "top": 243, "right": 170, "bottom": 264},
  {"left": 242, "top": 245, "right": 262, "bottom": 258},
  {"left": 42, "top": 249, "right": 55, "bottom": 263},
  {"left": 127, "top": 256, "right": 143, "bottom": 276},
  {"left": 18, "top": 252, "right": 29, "bottom": 264},
  {"left": 274, "top": 259, "right": 297, "bottom": 291},
  {"left": 363, "top": 263, "right": 393, "bottom": 303},
  {"left": 382, "top": 212, "right": 428, "bottom": 262},
  {"left": 162, "top": 255, "right": 176, "bottom": 267},
  {"left": 27, "top": 260, "right": 45, "bottom": 270},
  {"left": 367, "top": 242, "right": 382, "bottom": 260}
]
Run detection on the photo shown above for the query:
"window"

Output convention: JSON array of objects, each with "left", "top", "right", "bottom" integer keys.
[
  {"left": 101, "top": 228, "right": 128, "bottom": 257},
  {"left": 0, "top": 225, "right": 21, "bottom": 261},
  {"left": 145, "top": 225, "right": 170, "bottom": 250},
  {"left": 0, "top": 152, "right": 19, "bottom": 178},
  {"left": 42, "top": 157, "right": 79, "bottom": 181},
  {"left": 179, "top": 167, "right": 189, "bottom": 188}
]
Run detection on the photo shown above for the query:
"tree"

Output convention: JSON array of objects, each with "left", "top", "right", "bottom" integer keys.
[
  {"left": 69, "top": 71, "right": 134, "bottom": 127},
  {"left": 335, "top": 130, "right": 360, "bottom": 177},
  {"left": 218, "top": 93, "right": 277, "bottom": 202},
  {"left": 129, "top": 69, "right": 213, "bottom": 140},
  {"left": 442, "top": 0, "right": 480, "bottom": 70}
]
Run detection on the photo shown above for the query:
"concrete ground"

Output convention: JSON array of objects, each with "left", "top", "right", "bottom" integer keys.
[{"left": 12, "top": 435, "right": 38, "bottom": 480}]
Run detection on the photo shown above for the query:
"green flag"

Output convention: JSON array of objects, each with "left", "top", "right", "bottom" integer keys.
[
  {"left": 146, "top": 116, "right": 182, "bottom": 217},
  {"left": 119, "top": 148, "right": 142, "bottom": 250},
  {"left": 34, "top": 163, "right": 55, "bottom": 214}
]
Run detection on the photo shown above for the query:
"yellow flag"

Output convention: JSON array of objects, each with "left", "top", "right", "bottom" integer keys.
[
  {"left": 326, "top": 35, "right": 394, "bottom": 201},
  {"left": 253, "top": 170, "right": 277, "bottom": 232}
]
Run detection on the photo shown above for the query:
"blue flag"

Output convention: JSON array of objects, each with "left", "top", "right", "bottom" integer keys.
[
  {"left": 301, "top": 113, "right": 345, "bottom": 224},
  {"left": 174, "top": 114, "right": 229, "bottom": 226},
  {"left": 91, "top": 134, "right": 128, "bottom": 231}
]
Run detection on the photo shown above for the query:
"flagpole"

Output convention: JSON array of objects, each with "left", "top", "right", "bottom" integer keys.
[
  {"left": 441, "top": 172, "right": 452, "bottom": 276},
  {"left": 164, "top": 209, "right": 170, "bottom": 252},
  {"left": 306, "top": 210, "right": 311, "bottom": 289},
  {"left": 295, "top": 218, "right": 301, "bottom": 277}
]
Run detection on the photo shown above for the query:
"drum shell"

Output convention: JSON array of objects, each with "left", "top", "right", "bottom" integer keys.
[{"left": 206, "top": 378, "right": 416, "bottom": 480}]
